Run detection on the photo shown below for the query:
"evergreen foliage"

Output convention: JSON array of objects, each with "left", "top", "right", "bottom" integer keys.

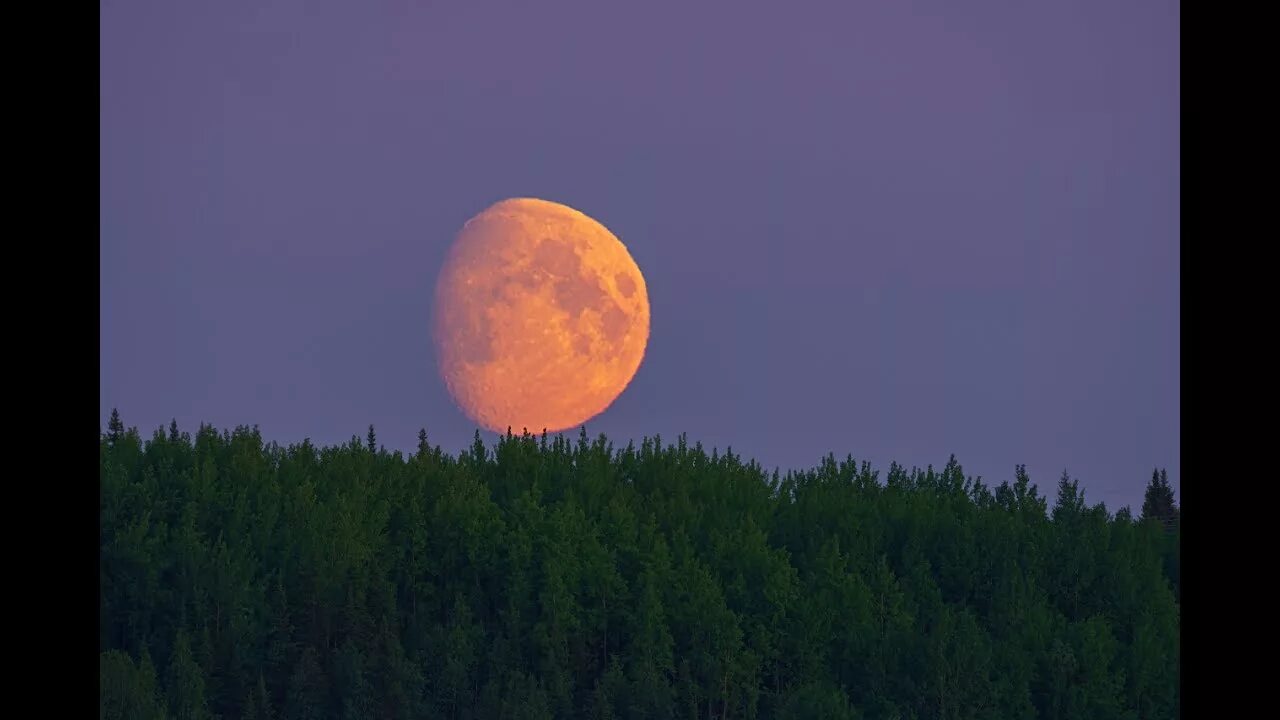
[{"left": 101, "top": 412, "right": 1179, "bottom": 719}]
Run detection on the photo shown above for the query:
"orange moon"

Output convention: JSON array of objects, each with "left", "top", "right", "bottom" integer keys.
[{"left": 432, "top": 197, "right": 650, "bottom": 434}]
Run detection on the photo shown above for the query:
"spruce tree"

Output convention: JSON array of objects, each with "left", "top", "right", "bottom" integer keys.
[
  {"left": 107, "top": 408, "right": 124, "bottom": 446},
  {"left": 166, "top": 629, "right": 211, "bottom": 720},
  {"left": 1141, "top": 468, "right": 1179, "bottom": 530}
]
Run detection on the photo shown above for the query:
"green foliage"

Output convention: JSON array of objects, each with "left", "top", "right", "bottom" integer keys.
[
  {"left": 285, "top": 646, "right": 328, "bottom": 720},
  {"left": 100, "top": 648, "right": 167, "bottom": 720},
  {"left": 1141, "top": 469, "right": 1178, "bottom": 529},
  {"left": 167, "top": 629, "right": 211, "bottom": 720},
  {"left": 101, "top": 416, "right": 1179, "bottom": 719}
]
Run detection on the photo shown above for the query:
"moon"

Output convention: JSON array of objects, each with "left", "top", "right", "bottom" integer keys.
[{"left": 432, "top": 197, "right": 650, "bottom": 434}]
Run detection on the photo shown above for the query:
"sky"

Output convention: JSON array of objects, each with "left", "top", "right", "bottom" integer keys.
[{"left": 101, "top": 0, "right": 1179, "bottom": 512}]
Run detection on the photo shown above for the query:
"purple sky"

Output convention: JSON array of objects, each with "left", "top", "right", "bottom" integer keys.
[{"left": 101, "top": 0, "right": 1179, "bottom": 512}]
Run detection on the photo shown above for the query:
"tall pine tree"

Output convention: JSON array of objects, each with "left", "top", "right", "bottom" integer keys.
[
  {"left": 166, "top": 629, "right": 211, "bottom": 720},
  {"left": 1141, "top": 468, "right": 1179, "bottom": 530}
]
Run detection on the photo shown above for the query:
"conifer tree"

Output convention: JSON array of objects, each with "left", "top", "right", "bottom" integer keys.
[
  {"left": 167, "top": 629, "right": 211, "bottom": 720},
  {"left": 100, "top": 649, "right": 166, "bottom": 720},
  {"left": 107, "top": 408, "right": 124, "bottom": 446},
  {"left": 1141, "top": 468, "right": 1179, "bottom": 529}
]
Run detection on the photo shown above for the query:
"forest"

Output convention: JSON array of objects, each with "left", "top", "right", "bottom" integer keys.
[{"left": 100, "top": 410, "right": 1180, "bottom": 719}]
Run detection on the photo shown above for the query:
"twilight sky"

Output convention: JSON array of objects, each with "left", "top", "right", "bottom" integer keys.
[{"left": 100, "top": 0, "right": 1179, "bottom": 512}]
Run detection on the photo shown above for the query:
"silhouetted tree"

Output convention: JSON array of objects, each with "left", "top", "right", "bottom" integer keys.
[
  {"left": 1141, "top": 468, "right": 1179, "bottom": 530},
  {"left": 107, "top": 408, "right": 124, "bottom": 446}
]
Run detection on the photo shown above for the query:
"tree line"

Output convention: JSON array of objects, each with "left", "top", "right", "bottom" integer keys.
[{"left": 101, "top": 410, "right": 1179, "bottom": 719}]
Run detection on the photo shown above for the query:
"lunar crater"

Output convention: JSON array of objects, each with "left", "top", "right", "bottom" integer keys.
[{"left": 433, "top": 198, "right": 649, "bottom": 433}]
